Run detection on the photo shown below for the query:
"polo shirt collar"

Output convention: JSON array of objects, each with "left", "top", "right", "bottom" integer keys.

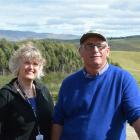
[{"left": 83, "top": 63, "right": 109, "bottom": 78}]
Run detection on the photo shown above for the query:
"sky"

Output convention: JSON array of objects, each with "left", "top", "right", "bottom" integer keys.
[{"left": 0, "top": 0, "right": 140, "bottom": 37}]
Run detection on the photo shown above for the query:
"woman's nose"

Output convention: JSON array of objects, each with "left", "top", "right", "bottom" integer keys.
[{"left": 28, "top": 64, "right": 34, "bottom": 69}]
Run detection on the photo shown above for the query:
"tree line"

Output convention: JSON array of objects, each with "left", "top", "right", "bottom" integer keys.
[{"left": 0, "top": 38, "right": 82, "bottom": 75}]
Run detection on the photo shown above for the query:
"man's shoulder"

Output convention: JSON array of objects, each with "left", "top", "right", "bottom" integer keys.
[
  {"left": 63, "top": 69, "right": 83, "bottom": 82},
  {"left": 109, "top": 64, "right": 129, "bottom": 73},
  {"left": 109, "top": 64, "right": 134, "bottom": 79}
]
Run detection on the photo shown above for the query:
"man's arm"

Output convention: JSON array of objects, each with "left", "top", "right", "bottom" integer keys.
[
  {"left": 51, "top": 124, "right": 63, "bottom": 140},
  {"left": 132, "top": 118, "right": 140, "bottom": 139}
]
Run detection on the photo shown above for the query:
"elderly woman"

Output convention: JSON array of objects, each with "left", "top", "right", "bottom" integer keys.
[{"left": 0, "top": 43, "right": 54, "bottom": 140}]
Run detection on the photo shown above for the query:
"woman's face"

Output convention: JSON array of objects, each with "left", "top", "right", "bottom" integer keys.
[{"left": 18, "top": 59, "right": 40, "bottom": 81}]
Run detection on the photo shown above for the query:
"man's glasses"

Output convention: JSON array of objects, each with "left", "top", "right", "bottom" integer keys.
[{"left": 82, "top": 43, "right": 107, "bottom": 51}]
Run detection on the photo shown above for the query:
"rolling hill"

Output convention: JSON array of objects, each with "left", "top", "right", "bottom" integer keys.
[
  {"left": 108, "top": 36, "right": 140, "bottom": 51},
  {"left": 65, "top": 36, "right": 140, "bottom": 51},
  {"left": 0, "top": 29, "right": 140, "bottom": 52},
  {"left": 0, "top": 30, "right": 80, "bottom": 41}
]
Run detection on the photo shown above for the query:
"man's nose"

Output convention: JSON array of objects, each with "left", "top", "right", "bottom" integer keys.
[{"left": 91, "top": 46, "right": 99, "bottom": 52}]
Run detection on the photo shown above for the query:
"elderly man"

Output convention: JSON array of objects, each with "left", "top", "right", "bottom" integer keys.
[{"left": 52, "top": 32, "right": 140, "bottom": 140}]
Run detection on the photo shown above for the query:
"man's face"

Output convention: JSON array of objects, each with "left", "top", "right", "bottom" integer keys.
[{"left": 79, "top": 36, "right": 110, "bottom": 71}]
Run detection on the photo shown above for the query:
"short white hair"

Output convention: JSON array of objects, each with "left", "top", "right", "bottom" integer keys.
[{"left": 9, "top": 43, "right": 46, "bottom": 79}]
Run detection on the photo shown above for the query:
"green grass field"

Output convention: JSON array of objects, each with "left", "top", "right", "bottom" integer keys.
[{"left": 110, "top": 51, "right": 140, "bottom": 86}]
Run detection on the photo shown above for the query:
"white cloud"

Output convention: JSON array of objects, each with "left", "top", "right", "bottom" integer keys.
[{"left": 0, "top": 0, "right": 140, "bottom": 37}]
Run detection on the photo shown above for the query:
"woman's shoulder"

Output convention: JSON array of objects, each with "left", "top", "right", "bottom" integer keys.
[{"left": 0, "top": 78, "right": 17, "bottom": 92}]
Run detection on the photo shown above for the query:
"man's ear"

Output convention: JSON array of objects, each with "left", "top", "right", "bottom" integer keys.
[
  {"left": 78, "top": 47, "right": 83, "bottom": 57},
  {"left": 106, "top": 46, "right": 110, "bottom": 57}
]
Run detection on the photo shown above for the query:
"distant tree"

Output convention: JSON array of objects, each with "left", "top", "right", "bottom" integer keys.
[
  {"left": 0, "top": 48, "right": 8, "bottom": 75},
  {"left": 0, "top": 38, "right": 82, "bottom": 75}
]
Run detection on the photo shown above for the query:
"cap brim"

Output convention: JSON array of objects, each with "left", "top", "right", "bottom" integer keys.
[{"left": 80, "top": 32, "right": 107, "bottom": 45}]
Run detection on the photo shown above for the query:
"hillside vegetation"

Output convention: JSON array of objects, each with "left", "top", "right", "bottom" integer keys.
[
  {"left": 108, "top": 36, "right": 140, "bottom": 51},
  {"left": 0, "top": 36, "right": 140, "bottom": 86},
  {"left": 0, "top": 39, "right": 82, "bottom": 75}
]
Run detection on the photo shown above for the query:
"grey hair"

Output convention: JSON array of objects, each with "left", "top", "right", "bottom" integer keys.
[{"left": 9, "top": 43, "right": 46, "bottom": 79}]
